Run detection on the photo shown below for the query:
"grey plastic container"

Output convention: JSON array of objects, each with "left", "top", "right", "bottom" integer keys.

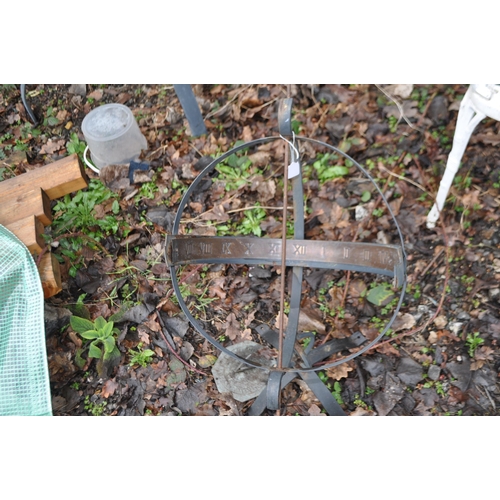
[{"left": 82, "top": 103, "right": 147, "bottom": 169}]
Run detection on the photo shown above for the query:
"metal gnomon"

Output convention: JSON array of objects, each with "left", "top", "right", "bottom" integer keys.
[{"left": 166, "top": 97, "right": 407, "bottom": 415}]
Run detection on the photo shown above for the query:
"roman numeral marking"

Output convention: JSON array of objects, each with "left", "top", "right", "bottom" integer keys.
[
  {"left": 269, "top": 243, "right": 280, "bottom": 255},
  {"left": 293, "top": 244, "right": 305, "bottom": 255},
  {"left": 244, "top": 243, "right": 254, "bottom": 255}
]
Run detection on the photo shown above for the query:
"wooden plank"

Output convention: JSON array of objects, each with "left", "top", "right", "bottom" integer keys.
[
  {"left": 0, "top": 154, "right": 88, "bottom": 201},
  {"left": 38, "top": 252, "right": 62, "bottom": 299},
  {"left": 5, "top": 215, "right": 46, "bottom": 254},
  {"left": 0, "top": 187, "right": 52, "bottom": 226}
]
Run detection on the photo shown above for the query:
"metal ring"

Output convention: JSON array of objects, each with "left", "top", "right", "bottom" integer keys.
[{"left": 166, "top": 136, "right": 407, "bottom": 373}]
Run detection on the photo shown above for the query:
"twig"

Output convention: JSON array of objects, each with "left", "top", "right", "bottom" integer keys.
[
  {"left": 418, "top": 247, "right": 444, "bottom": 277},
  {"left": 204, "top": 85, "right": 252, "bottom": 120},
  {"left": 375, "top": 84, "right": 423, "bottom": 132},
  {"left": 377, "top": 163, "right": 429, "bottom": 193},
  {"left": 155, "top": 312, "right": 207, "bottom": 376}
]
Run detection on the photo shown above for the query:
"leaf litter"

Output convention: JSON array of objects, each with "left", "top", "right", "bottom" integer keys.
[{"left": 2, "top": 84, "right": 500, "bottom": 415}]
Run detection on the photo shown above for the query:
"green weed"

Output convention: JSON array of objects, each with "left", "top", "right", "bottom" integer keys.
[
  {"left": 312, "top": 153, "right": 349, "bottom": 183},
  {"left": 66, "top": 132, "right": 86, "bottom": 160},
  {"left": 84, "top": 395, "right": 107, "bottom": 416},
  {"left": 466, "top": 332, "right": 484, "bottom": 358},
  {"left": 70, "top": 315, "right": 121, "bottom": 375},
  {"left": 128, "top": 342, "right": 155, "bottom": 368}
]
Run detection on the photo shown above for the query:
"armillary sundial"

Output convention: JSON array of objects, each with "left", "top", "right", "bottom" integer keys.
[{"left": 166, "top": 98, "right": 407, "bottom": 415}]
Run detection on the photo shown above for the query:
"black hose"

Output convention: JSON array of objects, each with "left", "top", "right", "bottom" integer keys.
[{"left": 20, "top": 84, "right": 39, "bottom": 125}]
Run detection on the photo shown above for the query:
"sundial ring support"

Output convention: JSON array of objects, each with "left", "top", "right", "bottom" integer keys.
[{"left": 166, "top": 99, "right": 407, "bottom": 415}]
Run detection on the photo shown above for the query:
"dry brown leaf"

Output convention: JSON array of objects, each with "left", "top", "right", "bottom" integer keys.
[
  {"left": 433, "top": 315, "right": 447, "bottom": 329},
  {"left": 144, "top": 316, "right": 161, "bottom": 333},
  {"left": 471, "top": 346, "right": 495, "bottom": 371},
  {"left": 298, "top": 304, "right": 326, "bottom": 335},
  {"left": 39, "top": 139, "right": 65, "bottom": 155},
  {"left": 326, "top": 361, "right": 354, "bottom": 381},
  {"left": 308, "top": 404, "right": 327, "bottom": 416},
  {"left": 392, "top": 313, "right": 416, "bottom": 332},
  {"left": 375, "top": 342, "right": 401, "bottom": 357},
  {"left": 102, "top": 379, "right": 119, "bottom": 398},
  {"left": 348, "top": 279, "right": 367, "bottom": 298},
  {"left": 224, "top": 312, "right": 240, "bottom": 341},
  {"left": 88, "top": 89, "right": 103, "bottom": 101}
]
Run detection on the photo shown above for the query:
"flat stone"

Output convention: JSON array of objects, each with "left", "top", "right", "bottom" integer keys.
[
  {"left": 428, "top": 364, "right": 441, "bottom": 381},
  {"left": 472, "top": 367, "right": 497, "bottom": 391},
  {"left": 397, "top": 356, "right": 424, "bottom": 387},
  {"left": 361, "top": 356, "right": 388, "bottom": 377},
  {"left": 373, "top": 372, "right": 405, "bottom": 416},
  {"left": 447, "top": 359, "right": 472, "bottom": 391},
  {"left": 212, "top": 341, "right": 276, "bottom": 402}
]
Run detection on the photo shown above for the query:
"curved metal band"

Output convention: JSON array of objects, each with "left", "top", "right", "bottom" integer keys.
[{"left": 166, "top": 236, "right": 405, "bottom": 287}]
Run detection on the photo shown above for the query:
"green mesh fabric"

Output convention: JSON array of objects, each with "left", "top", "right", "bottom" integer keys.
[{"left": 0, "top": 224, "right": 52, "bottom": 416}]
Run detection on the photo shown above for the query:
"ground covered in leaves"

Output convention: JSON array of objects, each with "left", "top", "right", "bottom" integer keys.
[{"left": 2, "top": 84, "right": 500, "bottom": 416}]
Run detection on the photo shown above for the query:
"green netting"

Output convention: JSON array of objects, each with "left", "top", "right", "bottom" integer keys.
[{"left": 0, "top": 224, "right": 52, "bottom": 416}]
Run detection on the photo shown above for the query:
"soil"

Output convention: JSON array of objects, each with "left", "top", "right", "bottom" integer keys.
[{"left": 2, "top": 83, "right": 500, "bottom": 416}]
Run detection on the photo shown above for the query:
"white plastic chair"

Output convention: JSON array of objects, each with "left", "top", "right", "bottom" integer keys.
[{"left": 427, "top": 84, "right": 500, "bottom": 229}]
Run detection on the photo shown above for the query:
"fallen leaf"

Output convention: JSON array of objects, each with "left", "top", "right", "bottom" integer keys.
[
  {"left": 298, "top": 304, "right": 326, "bottom": 335},
  {"left": 39, "top": 139, "right": 65, "bottom": 155},
  {"left": 433, "top": 315, "right": 447, "bottom": 329},
  {"left": 198, "top": 355, "right": 218, "bottom": 368},
  {"left": 102, "top": 379, "right": 119, "bottom": 398},
  {"left": 88, "top": 89, "right": 103, "bottom": 101},
  {"left": 308, "top": 404, "right": 327, "bottom": 416},
  {"left": 392, "top": 313, "right": 416, "bottom": 332},
  {"left": 224, "top": 312, "right": 240, "bottom": 341},
  {"left": 471, "top": 346, "right": 495, "bottom": 371},
  {"left": 326, "top": 361, "right": 354, "bottom": 381}
]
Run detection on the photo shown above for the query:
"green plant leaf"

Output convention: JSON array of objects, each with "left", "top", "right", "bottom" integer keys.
[
  {"left": 70, "top": 316, "right": 95, "bottom": 334},
  {"left": 89, "top": 342, "right": 102, "bottom": 359},
  {"left": 366, "top": 285, "right": 395, "bottom": 306},
  {"left": 361, "top": 191, "right": 371, "bottom": 202},
  {"left": 103, "top": 336, "right": 115, "bottom": 355},
  {"left": 79, "top": 329, "right": 101, "bottom": 340},
  {"left": 93, "top": 316, "right": 106, "bottom": 331}
]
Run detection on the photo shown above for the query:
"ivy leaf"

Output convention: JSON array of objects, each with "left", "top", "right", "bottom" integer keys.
[
  {"left": 70, "top": 316, "right": 95, "bottom": 334},
  {"left": 366, "top": 284, "right": 395, "bottom": 306}
]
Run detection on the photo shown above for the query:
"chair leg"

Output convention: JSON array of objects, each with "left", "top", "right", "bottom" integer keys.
[{"left": 427, "top": 89, "right": 486, "bottom": 229}]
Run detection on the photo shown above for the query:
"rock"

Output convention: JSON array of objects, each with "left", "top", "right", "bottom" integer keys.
[
  {"left": 428, "top": 364, "right": 441, "bottom": 381},
  {"left": 212, "top": 341, "right": 276, "bottom": 402},
  {"left": 472, "top": 367, "right": 497, "bottom": 391},
  {"left": 488, "top": 288, "right": 500, "bottom": 301},
  {"left": 68, "top": 84, "right": 86, "bottom": 97},
  {"left": 447, "top": 359, "right": 472, "bottom": 391},
  {"left": 361, "top": 356, "right": 390, "bottom": 377},
  {"left": 44, "top": 304, "right": 72, "bottom": 337},
  {"left": 355, "top": 205, "right": 369, "bottom": 221},
  {"left": 428, "top": 95, "right": 449, "bottom": 125},
  {"left": 397, "top": 357, "right": 424, "bottom": 387},
  {"left": 373, "top": 372, "right": 405, "bottom": 416},
  {"left": 449, "top": 322, "right": 464, "bottom": 335}
]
